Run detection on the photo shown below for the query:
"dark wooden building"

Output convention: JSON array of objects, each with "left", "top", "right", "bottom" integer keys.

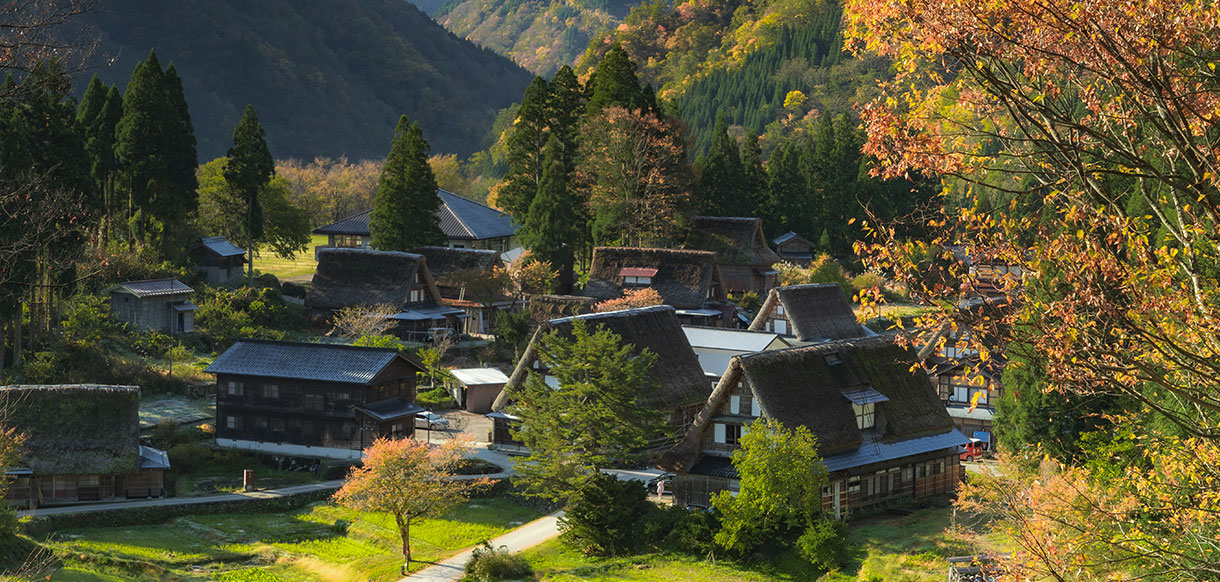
[
  {"left": 415, "top": 245, "right": 518, "bottom": 336},
  {"left": 305, "top": 248, "right": 465, "bottom": 341},
  {"left": 772, "top": 231, "right": 816, "bottom": 263},
  {"left": 684, "top": 216, "right": 782, "bottom": 295},
  {"left": 582, "top": 246, "right": 732, "bottom": 327},
  {"left": 2, "top": 385, "right": 169, "bottom": 508},
  {"left": 749, "top": 283, "right": 870, "bottom": 343},
  {"left": 189, "top": 236, "right": 247, "bottom": 285},
  {"left": 491, "top": 305, "right": 712, "bottom": 447},
  {"left": 205, "top": 340, "right": 426, "bottom": 461},
  {"left": 662, "top": 333, "right": 968, "bottom": 517},
  {"left": 109, "top": 279, "right": 197, "bottom": 334}
]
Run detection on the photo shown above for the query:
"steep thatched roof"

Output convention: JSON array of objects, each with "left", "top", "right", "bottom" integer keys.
[
  {"left": 685, "top": 216, "right": 782, "bottom": 267},
  {"left": 495, "top": 305, "right": 709, "bottom": 411},
  {"left": 662, "top": 333, "right": 956, "bottom": 470},
  {"left": 414, "top": 246, "right": 501, "bottom": 299},
  {"left": 749, "top": 283, "right": 865, "bottom": 341},
  {"left": 583, "top": 247, "right": 723, "bottom": 309},
  {"left": 529, "top": 294, "right": 596, "bottom": 324},
  {"left": 306, "top": 248, "right": 441, "bottom": 311},
  {"left": 0, "top": 385, "right": 140, "bottom": 475}
]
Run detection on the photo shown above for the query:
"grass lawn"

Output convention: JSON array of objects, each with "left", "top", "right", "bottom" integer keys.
[
  {"left": 253, "top": 234, "right": 325, "bottom": 281},
  {"left": 44, "top": 497, "right": 543, "bottom": 582},
  {"left": 521, "top": 506, "right": 1001, "bottom": 582}
]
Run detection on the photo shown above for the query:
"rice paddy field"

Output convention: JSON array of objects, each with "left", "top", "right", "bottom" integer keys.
[
  {"left": 521, "top": 506, "right": 1001, "bottom": 582},
  {"left": 42, "top": 497, "right": 543, "bottom": 581}
]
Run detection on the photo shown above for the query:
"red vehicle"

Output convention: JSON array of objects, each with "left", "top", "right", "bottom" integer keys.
[{"left": 960, "top": 439, "right": 986, "bottom": 462}]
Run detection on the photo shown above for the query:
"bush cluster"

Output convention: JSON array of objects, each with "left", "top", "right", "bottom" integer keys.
[{"left": 463, "top": 541, "right": 533, "bottom": 581}]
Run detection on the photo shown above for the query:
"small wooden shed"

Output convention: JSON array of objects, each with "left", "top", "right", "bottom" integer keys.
[
  {"left": 449, "top": 368, "right": 509, "bottom": 413},
  {"left": 109, "top": 279, "right": 196, "bottom": 334},
  {"left": 189, "top": 236, "right": 247, "bottom": 285}
]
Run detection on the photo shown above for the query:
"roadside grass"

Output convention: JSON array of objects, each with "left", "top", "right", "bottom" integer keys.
[
  {"left": 45, "top": 496, "right": 543, "bottom": 582},
  {"left": 522, "top": 506, "right": 999, "bottom": 582},
  {"left": 253, "top": 234, "right": 325, "bottom": 281},
  {"left": 168, "top": 451, "right": 324, "bottom": 497}
]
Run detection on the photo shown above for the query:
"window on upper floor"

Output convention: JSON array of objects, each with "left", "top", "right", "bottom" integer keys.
[
  {"left": 623, "top": 275, "right": 652, "bottom": 286},
  {"left": 853, "top": 402, "right": 876, "bottom": 430},
  {"left": 262, "top": 384, "right": 279, "bottom": 399},
  {"left": 226, "top": 381, "right": 243, "bottom": 396}
]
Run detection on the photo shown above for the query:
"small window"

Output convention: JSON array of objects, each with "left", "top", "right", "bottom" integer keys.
[
  {"left": 725, "top": 424, "right": 742, "bottom": 446},
  {"left": 776, "top": 305, "right": 784, "bottom": 316},
  {"left": 226, "top": 415, "right": 240, "bottom": 429},
  {"left": 303, "top": 394, "right": 324, "bottom": 411},
  {"left": 730, "top": 395, "right": 740, "bottom": 415},
  {"left": 270, "top": 418, "right": 285, "bottom": 431},
  {"left": 409, "top": 288, "right": 424, "bottom": 303},
  {"left": 262, "top": 384, "right": 279, "bottom": 399},
  {"left": 847, "top": 476, "right": 861, "bottom": 492},
  {"left": 227, "top": 381, "right": 243, "bottom": 396},
  {"left": 255, "top": 416, "right": 268, "bottom": 429},
  {"left": 853, "top": 402, "right": 876, "bottom": 430}
]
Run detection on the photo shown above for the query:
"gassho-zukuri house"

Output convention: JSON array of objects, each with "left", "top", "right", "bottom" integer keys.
[
  {"left": 206, "top": 340, "right": 426, "bottom": 461},
  {"left": 582, "top": 246, "right": 733, "bottom": 327},
  {"left": 489, "top": 305, "right": 712, "bottom": 448},
  {"left": 2, "top": 385, "right": 169, "bottom": 507},
  {"left": 661, "top": 333, "right": 968, "bottom": 518}
]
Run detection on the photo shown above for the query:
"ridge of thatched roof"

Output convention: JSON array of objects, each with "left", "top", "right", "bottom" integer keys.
[
  {"left": 306, "top": 248, "right": 441, "bottom": 311},
  {"left": 414, "top": 246, "right": 501, "bottom": 299},
  {"left": 0, "top": 385, "right": 140, "bottom": 475},
  {"left": 749, "top": 283, "right": 865, "bottom": 341},
  {"left": 685, "top": 216, "right": 782, "bottom": 267},
  {"left": 529, "top": 294, "right": 596, "bottom": 323},
  {"left": 494, "top": 305, "right": 709, "bottom": 411},
  {"left": 661, "top": 333, "right": 954, "bottom": 470},
  {"left": 583, "top": 247, "right": 723, "bottom": 309}
]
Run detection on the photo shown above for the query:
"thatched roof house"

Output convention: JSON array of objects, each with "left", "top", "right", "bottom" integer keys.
[
  {"left": 414, "top": 246, "right": 502, "bottom": 300},
  {"left": 0, "top": 385, "right": 169, "bottom": 507},
  {"left": 748, "top": 283, "right": 868, "bottom": 342},
  {"left": 492, "top": 305, "right": 711, "bottom": 431},
  {"left": 528, "top": 295, "right": 596, "bottom": 325},
  {"left": 662, "top": 333, "right": 967, "bottom": 514},
  {"left": 684, "top": 217, "right": 782, "bottom": 294},
  {"left": 583, "top": 247, "right": 726, "bottom": 310}
]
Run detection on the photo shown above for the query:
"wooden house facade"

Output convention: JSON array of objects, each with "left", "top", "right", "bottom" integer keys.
[
  {"left": 662, "top": 334, "right": 968, "bottom": 517},
  {"left": 109, "top": 279, "right": 197, "bottom": 334},
  {"left": 684, "top": 217, "right": 782, "bottom": 295},
  {"left": 491, "top": 305, "right": 713, "bottom": 447},
  {"left": 2, "top": 385, "right": 169, "bottom": 508},
  {"left": 206, "top": 340, "right": 426, "bottom": 461},
  {"left": 582, "top": 247, "right": 732, "bottom": 327},
  {"left": 772, "top": 231, "right": 816, "bottom": 263},
  {"left": 415, "top": 245, "right": 518, "bottom": 336},
  {"left": 189, "top": 236, "right": 246, "bottom": 285},
  {"left": 749, "top": 283, "right": 870, "bottom": 343},
  {"left": 305, "top": 248, "right": 465, "bottom": 341},
  {"left": 313, "top": 190, "right": 521, "bottom": 258}
]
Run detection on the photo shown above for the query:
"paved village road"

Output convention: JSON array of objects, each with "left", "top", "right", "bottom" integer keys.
[
  {"left": 16, "top": 479, "right": 347, "bottom": 518},
  {"left": 402, "top": 510, "right": 564, "bottom": 582}
]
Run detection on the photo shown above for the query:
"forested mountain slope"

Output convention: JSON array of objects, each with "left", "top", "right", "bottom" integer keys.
[
  {"left": 439, "top": 0, "right": 635, "bottom": 75},
  {"left": 580, "top": 0, "right": 889, "bottom": 152},
  {"left": 74, "top": 0, "right": 533, "bottom": 160}
]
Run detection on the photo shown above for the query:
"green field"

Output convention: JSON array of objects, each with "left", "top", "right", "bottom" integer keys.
[
  {"left": 253, "top": 234, "right": 326, "bottom": 281},
  {"left": 521, "top": 507, "right": 996, "bottom": 582},
  {"left": 43, "top": 497, "right": 543, "bottom": 581}
]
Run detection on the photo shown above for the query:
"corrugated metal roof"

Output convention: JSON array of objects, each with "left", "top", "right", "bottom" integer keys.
[
  {"left": 112, "top": 279, "right": 193, "bottom": 298},
  {"left": 139, "top": 445, "right": 171, "bottom": 470},
  {"left": 205, "top": 340, "right": 404, "bottom": 384},
  {"left": 451, "top": 368, "right": 509, "bottom": 386},
  {"left": 689, "top": 455, "right": 737, "bottom": 478},
  {"left": 199, "top": 236, "right": 246, "bottom": 257},
  {"left": 618, "top": 267, "right": 659, "bottom": 277},
  {"left": 355, "top": 398, "right": 425, "bottom": 421},
  {"left": 313, "top": 190, "right": 518, "bottom": 241},
  {"left": 841, "top": 387, "right": 890, "bottom": 405},
  {"left": 682, "top": 326, "right": 786, "bottom": 352},
  {"left": 822, "top": 429, "right": 968, "bottom": 472}
]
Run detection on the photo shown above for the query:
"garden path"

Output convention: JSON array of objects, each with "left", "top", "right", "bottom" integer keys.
[{"left": 402, "top": 510, "right": 564, "bottom": 582}]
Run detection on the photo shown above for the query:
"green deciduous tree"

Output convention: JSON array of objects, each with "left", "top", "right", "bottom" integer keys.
[
  {"left": 510, "top": 320, "right": 663, "bottom": 501},
  {"left": 197, "top": 160, "right": 310, "bottom": 266},
  {"left": 711, "top": 417, "right": 831, "bottom": 557},
  {"left": 224, "top": 105, "right": 275, "bottom": 278},
  {"left": 370, "top": 116, "right": 445, "bottom": 251}
]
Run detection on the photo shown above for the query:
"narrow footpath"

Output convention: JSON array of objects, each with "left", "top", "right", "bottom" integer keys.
[
  {"left": 16, "top": 480, "right": 347, "bottom": 518},
  {"left": 402, "top": 510, "right": 564, "bottom": 582}
]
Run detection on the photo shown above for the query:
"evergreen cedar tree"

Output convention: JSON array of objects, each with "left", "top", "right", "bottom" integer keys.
[
  {"left": 224, "top": 105, "right": 275, "bottom": 278},
  {"left": 370, "top": 115, "right": 445, "bottom": 252},
  {"left": 499, "top": 76, "right": 549, "bottom": 221},
  {"left": 77, "top": 75, "right": 124, "bottom": 219},
  {"left": 697, "top": 115, "right": 750, "bottom": 217},
  {"left": 847, "top": 0, "right": 1220, "bottom": 579},
  {"left": 114, "top": 50, "right": 198, "bottom": 252},
  {"left": 521, "top": 134, "right": 583, "bottom": 294},
  {"left": 510, "top": 320, "right": 663, "bottom": 502}
]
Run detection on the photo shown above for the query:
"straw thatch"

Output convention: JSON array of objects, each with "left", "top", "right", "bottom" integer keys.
[
  {"left": 414, "top": 246, "right": 501, "bottom": 299},
  {"left": 306, "top": 248, "right": 442, "bottom": 310},
  {"left": 583, "top": 247, "right": 724, "bottom": 309},
  {"left": 529, "top": 294, "right": 596, "bottom": 324},
  {"left": 0, "top": 385, "right": 140, "bottom": 475},
  {"left": 749, "top": 283, "right": 865, "bottom": 341},
  {"left": 494, "top": 305, "right": 709, "bottom": 411},
  {"left": 685, "top": 216, "right": 781, "bottom": 267},
  {"left": 663, "top": 333, "right": 954, "bottom": 469}
]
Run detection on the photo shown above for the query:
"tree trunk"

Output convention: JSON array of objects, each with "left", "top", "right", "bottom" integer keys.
[
  {"left": 397, "top": 514, "right": 411, "bottom": 565},
  {"left": 247, "top": 242, "right": 255, "bottom": 281},
  {"left": 13, "top": 304, "right": 22, "bottom": 368}
]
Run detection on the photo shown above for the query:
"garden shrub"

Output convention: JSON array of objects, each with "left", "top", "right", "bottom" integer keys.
[
  {"left": 463, "top": 541, "right": 532, "bottom": 581},
  {"left": 559, "top": 474, "right": 651, "bottom": 556},
  {"left": 215, "top": 569, "right": 287, "bottom": 582},
  {"left": 417, "top": 386, "right": 456, "bottom": 409},
  {"left": 796, "top": 517, "right": 847, "bottom": 571},
  {"left": 660, "top": 506, "right": 720, "bottom": 554},
  {"left": 281, "top": 281, "right": 307, "bottom": 298}
]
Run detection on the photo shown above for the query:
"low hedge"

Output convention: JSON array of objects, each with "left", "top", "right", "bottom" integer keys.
[{"left": 23, "top": 488, "right": 336, "bottom": 538}]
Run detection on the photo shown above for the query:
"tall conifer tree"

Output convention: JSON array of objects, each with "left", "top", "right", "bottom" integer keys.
[
  {"left": 78, "top": 76, "right": 123, "bottom": 231},
  {"left": 766, "top": 141, "right": 807, "bottom": 237},
  {"left": 741, "top": 132, "right": 769, "bottom": 224},
  {"left": 522, "top": 135, "right": 583, "bottom": 294},
  {"left": 370, "top": 116, "right": 444, "bottom": 252},
  {"left": 586, "top": 44, "right": 647, "bottom": 115},
  {"left": 224, "top": 105, "right": 274, "bottom": 278},
  {"left": 499, "top": 77, "right": 550, "bottom": 220},
  {"left": 697, "top": 115, "right": 747, "bottom": 216},
  {"left": 545, "top": 66, "right": 584, "bottom": 171},
  {"left": 162, "top": 63, "right": 199, "bottom": 233}
]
